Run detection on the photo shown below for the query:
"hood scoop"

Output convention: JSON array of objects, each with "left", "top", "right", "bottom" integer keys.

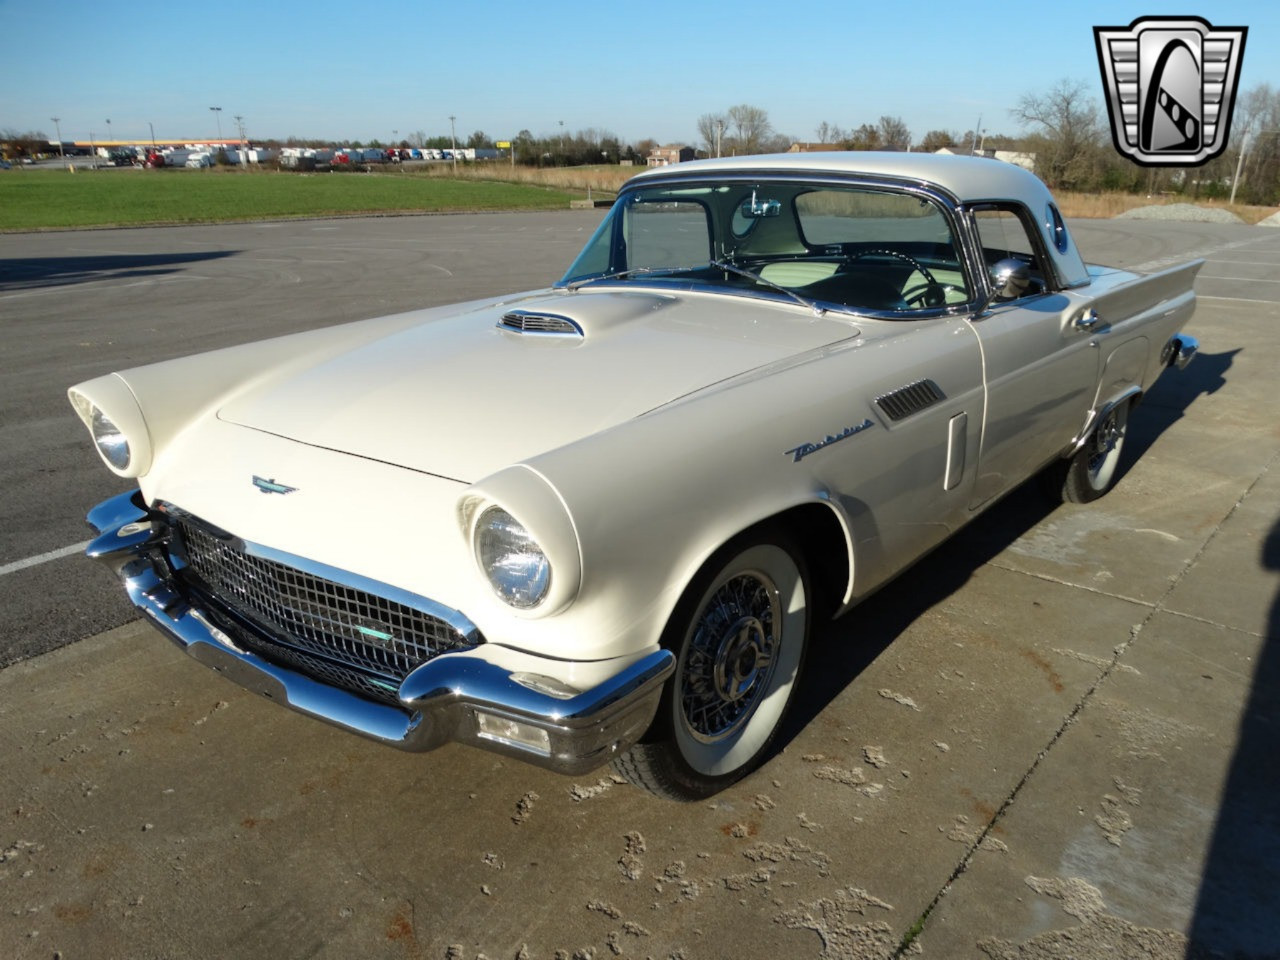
[{"left": 498, "top": 309, "right": 583, "bottom": 338}]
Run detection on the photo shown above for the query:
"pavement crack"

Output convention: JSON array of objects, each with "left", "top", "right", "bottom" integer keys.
[{"left": 895, "top": 451, "right": 1278, "bottom": 956}]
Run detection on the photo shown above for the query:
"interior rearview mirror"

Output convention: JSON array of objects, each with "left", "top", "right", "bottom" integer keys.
[{"left": 740, "top": 190, "right": 781, "bottom": 219}]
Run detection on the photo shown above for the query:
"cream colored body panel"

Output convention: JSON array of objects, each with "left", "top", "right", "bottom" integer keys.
[{"left": 69, "top": 154, "right": 1202, "bottom": 693}]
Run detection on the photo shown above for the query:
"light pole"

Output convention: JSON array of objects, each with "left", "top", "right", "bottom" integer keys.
[
  {"left": 209, "top": 106, "right": 223, "bottom": 146},
  {"left": 149, "top": 121, "right": 156, "bottom": 148},
  {"left": 558, "top": 119, "right": 565, "bottom": 161},
  {"left": 449, "top": 115, "right": 457, "bottom": 173},
  {"left": 51, "top": 117, "right": 64, "bottom": 157},
  {"left": 234, "top": 114, "right": 246, "bottom": 164},
  {"left": 105, "top": 118, "right": 112, "bottom": 146}
]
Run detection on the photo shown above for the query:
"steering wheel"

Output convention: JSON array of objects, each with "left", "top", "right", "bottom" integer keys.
[{"left": 845, "top": 249, "right": 945, "bottom": 307}]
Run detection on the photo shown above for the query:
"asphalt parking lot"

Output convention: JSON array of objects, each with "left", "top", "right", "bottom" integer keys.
[{"left": 1, "top": 212, "right": 1278, "bottom": 959}]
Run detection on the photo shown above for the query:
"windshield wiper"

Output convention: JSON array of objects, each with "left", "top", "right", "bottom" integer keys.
[
  {"left": 563, "top": 266, "right": 684, "bottom": 291},
  {"left": 708, "top": 259, "right": 827, "bottom": 317}
]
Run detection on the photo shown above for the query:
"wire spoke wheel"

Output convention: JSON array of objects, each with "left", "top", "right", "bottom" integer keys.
[
  {"left": 680, "top": 572, "right": 781, "bottom": 744},
  {"left": 612, "top": 532, "right": 810, "bottom": 800}
]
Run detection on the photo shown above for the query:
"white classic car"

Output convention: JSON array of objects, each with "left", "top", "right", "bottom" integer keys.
[{"left": 70, "top": 153, "right": 1200, "bottom": 799}]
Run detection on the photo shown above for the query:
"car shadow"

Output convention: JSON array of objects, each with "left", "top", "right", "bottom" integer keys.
[
  {"left": 1119, "top": 347, "right": 1237, "bottom": 477},
  {"left": 777, "top": 348, "right": 1241, "bottom": 754},
  {"left": 1184, "top": 516, "right": 1280, "bottom": 956},
  {"left": 0, "top": 251, "right": 239, "bottom": 292}
]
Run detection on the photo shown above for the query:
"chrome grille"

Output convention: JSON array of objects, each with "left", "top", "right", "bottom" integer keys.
[{"left": 171, "top": 517, "right": 474, "bottom": 697}]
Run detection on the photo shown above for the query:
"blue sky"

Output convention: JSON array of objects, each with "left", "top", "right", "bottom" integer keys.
[{"left": 2, "top": 0, "right": 1275, "bottom": 146}]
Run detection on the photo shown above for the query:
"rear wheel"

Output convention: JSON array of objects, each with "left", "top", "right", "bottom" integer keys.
[
  {"left": 1056, "top": 399, "right": 1131, "bottom": 503},
  {"left": 613, "top": 532, "right": 810, "bottom": 800}
]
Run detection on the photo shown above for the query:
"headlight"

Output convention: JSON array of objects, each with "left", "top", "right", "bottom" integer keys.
[
  {"left": 474, "top": 506, "right": 552, "bottom": 608},
  {"left": 68, "top": 380, "right": 152, "bottom": 478},
  {"left": 90, "top": 407, "right": 131, "bottom": 471}
]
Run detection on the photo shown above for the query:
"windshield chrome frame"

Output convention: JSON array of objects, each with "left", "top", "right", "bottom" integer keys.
[{"left": 555, "top": 170, "right": 984, "bottom": 321}]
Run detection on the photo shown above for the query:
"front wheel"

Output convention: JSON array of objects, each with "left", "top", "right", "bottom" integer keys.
[{"left": 613, "top": 532, "right": 810, "bottom": 800}]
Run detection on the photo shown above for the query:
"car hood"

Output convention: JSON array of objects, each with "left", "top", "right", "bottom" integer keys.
[{"left": 218, "top": 289, "right": 858, "bottom": 482}]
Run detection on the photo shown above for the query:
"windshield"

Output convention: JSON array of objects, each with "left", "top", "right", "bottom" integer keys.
[{"left": 560, "top": 179, "right": 971, "bottom": 315}]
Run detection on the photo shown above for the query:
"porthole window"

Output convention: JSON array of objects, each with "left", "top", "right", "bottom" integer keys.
[{"left": 1045, "top": 203, "right": 1070, "bottom": 254}]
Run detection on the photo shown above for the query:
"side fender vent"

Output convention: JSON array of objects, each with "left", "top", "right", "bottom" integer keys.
[
  {"left": 876, "top": 379, "right": 945, "bottom": 421},
  {"left": 499, "top": 311, "right": 583, "bottom": 338}
]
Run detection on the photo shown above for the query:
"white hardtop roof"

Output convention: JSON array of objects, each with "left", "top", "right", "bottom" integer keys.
[
  {"left": 630, "top": 151, "right": 1055, "bottom": 208},
  {"left": 628, "top": 151, "right": 1089, "bottom": 288}
]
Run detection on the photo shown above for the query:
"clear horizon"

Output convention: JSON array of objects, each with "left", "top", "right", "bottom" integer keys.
[{"left": 3, "top": 1, "right": 1275, "bottom": 149}]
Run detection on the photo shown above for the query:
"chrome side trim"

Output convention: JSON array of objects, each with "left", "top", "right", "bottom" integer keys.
[
  {"left": 1068, "top": 386, "right": 1143, "bottom": 456},
  {"left": 83, "top": 491, "right": 675, "bottom": 776},
  {"left": 944, "top": 412, "right": 968, "bottom": 491}
]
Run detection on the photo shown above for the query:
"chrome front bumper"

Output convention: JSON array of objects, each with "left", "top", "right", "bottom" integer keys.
[{"left": 86, "top": 491, "right": 674, "bottom": 776}]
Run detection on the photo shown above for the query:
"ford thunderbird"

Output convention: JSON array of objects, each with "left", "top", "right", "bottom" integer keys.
[{"left": 70, "top": 153, "right": 1200, "bottom": 799}]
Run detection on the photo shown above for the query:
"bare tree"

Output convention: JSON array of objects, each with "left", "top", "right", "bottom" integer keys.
[
  {"left": 877, "top": 116, "right": 911, "bottom": 151},
  {"left": 727, "top": 104, "right": 772, "bottom": 155},
  {"left": 697, "top": 113, "right": 729, "bottom": 155},
  {"left": 847, "top": 123, "right": 881, "bottom": 151},
  {"left": 815, "top": 121, "right": 847, "bottom": 145},
  {"left": 1010, "top": 78, "right": 1104, "bottom": 188},
  {"left": 1227, "top": 83, "right": 1280, "bottom": 204},
  {"left": 919, "top": 129, "right": 957, "bottom": 153}
]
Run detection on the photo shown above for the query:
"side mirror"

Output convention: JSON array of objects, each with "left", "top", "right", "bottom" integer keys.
[{"left": 990, "top": 258, "right": 1030, "bottom": 300}]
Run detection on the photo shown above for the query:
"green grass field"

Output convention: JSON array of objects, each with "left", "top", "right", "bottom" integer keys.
[{"left": 0, "top": 167, "right": 578, "bottom": 230}]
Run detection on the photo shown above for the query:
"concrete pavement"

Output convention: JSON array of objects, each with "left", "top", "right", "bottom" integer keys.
[{"left": 2, "top": 217, "right": 1278, "bottom": 959}]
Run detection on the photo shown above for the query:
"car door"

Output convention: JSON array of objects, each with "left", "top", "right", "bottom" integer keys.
[{"left": 965, "top": 204, "right": 1100, "bottom": 509}]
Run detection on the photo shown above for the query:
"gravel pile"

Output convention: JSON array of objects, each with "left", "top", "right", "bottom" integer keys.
[
  {"left": 1114, "top": 203, "right": 1244, "bottom": 224},
  {"left": 1258, "top": 210, "right": 1280, "bottom": 228}
]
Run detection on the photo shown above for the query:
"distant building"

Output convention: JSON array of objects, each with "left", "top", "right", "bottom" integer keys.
[
  {"left": 935, "top": 146, "right": 1037, "bottom": 171},
  {"left": 647, "top": 145, "right": 695, "bottom": 167},
  {"left": 787, "top": 142, "right": 845, "bottom": 153}
]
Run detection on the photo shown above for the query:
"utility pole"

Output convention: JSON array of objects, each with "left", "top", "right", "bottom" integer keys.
[
  {"left": 149, "top": 122, "right": 156, "bottom": 148},
  {"left": 209, "top": 106, "right": 223, "bottom": 146},
  {"left": 1230, "top": 129, "right": 1280, "bottom": 205},
  {"left": 449, "top": 115, "right": 457, "bottom": 173},
  {"left": 234, "top": 114, "right": 246, "bottom": 164},
  {"left": 715, "top": 119, "right": 723, "bottom": 158},
  {"left": 51, "top": 117, "right": 64, "bottom": 157}
]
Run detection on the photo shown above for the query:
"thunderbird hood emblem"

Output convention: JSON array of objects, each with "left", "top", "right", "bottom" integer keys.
[{"left": 252, "top": 476, "right": 298, "bottom": 495}]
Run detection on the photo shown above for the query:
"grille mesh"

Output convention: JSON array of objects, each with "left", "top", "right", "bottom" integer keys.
[{"left": 171, "top": 518, "right": 473, "bottom": 697}]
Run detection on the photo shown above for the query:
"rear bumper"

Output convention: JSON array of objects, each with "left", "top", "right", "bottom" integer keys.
[
  {"left": 86, "top": 491, "right": 674, "bottom": 776},
  {"left": 1164, "top": 333, "right": 1199, "bottom": 370}
]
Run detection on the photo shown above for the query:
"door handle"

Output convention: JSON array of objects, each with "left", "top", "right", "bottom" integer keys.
[{"left": 1073, "top": 309, "right": 1101, "bottom": 331}]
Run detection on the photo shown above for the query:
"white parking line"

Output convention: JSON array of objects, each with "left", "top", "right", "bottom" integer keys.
[
  {"left": 0, "top": 541, "right": 91, "bottom": 577},
  {"left": 1198, "top": 296, "right": 1280, "bottom": 304},
  {"left": 1199, "top": 275, "right": 1280, "bottom": 283}
]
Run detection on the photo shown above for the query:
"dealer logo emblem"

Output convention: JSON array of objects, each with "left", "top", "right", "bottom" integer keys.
[{"left": 1094, "top": 16, "right": 1247, "bottom": 167}]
